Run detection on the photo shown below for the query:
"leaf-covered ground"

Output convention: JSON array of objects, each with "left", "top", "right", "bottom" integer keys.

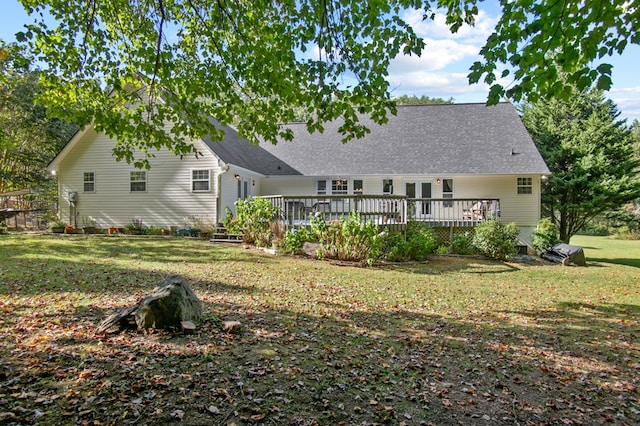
[{"left": 0, "top": 234, "right": 638, "bottom": 425}]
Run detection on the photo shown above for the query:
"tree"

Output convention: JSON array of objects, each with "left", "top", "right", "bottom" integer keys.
[
  {"left": 632, "top": 120, "right": 640, "bottom": 161},
  {"left": 469, "top": 0, "right": 640, "bottom": 104},
  {"left": 393, "top": 95, "right": 454, "bottom": 105},
  {"left": 0, "top": 41, "right": 76, "bottom": 193},
  {"left": 521, "top": 89, "right": 640, "bottom": 242},
  {"left": 7, "top": 1, "right": 639, "bottom": 167}
]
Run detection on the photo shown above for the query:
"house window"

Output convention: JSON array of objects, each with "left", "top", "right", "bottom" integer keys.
[
  {"left": 383, "top": 179, "right": 393, "bottom": 194},
  {"left": 83, "top": 172, "right": 95, "bottom": 192},
  {"left": 442, "top": 179, "right": 453, "bottom": 207},
  {"left": 130, "top": 171, "right": 147, "bottom": 192},
  {"left": 317, "top": 180, "right": 327, "bottom": 195},
  {"left": 332, "top": 179, "right": 348, "bottom": 194},
  {"left": 517, "top": 177, "right": 533, "bottom": 194},
  {"left": 192, "top": 169, "right": 210, "bottom": 192},
  {"left": 353, "top": 179, "right": 363, "bottom": 194}
]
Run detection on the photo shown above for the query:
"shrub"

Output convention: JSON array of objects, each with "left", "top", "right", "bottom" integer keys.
[
  {"left": 471, "top": 219, "right": 519, "bottom": 261},
  {"left": 313, "top": 212, "right": 384, "bottom": 265},
  {"left": 231, "top": 197, "right": 280, "bottom": 247},
  {"left": 578, "top": 222, "right": 610, "bottom": 236},
  {"left": 281, "top": 226, "right": 316, "bottom": 254},
  {"left": 615, "top": 230, "right": 640, "bottom": 240},
  {"left": 531, "top": 218, "right": 560, "bottom": 252},
  {"left": 436, "top": 245, "right": 451, "bottom": 255},
  {"left": 451, "top": 231, "right": 474, "bottom": 255},
  {"left": 383, "top": 232, "right": 411, "bottom": 262},
  {"left": 404, "top": 221, "right": 438, "bottom": 261}
]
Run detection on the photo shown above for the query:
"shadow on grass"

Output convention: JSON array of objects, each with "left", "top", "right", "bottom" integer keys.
[
  {"left": 377, "top": 255, "right": 521, "bottom": 275},
  {"left": 588, "top": 257, "right": 640, "bottom": 268},
  {"left": 2, "top": 234, "right": 639, "bottom": 425},
  {"left": 3, "top": 290, "right": 639, "bottom": 424}
]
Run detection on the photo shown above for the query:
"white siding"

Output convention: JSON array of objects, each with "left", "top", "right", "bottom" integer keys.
[
  {"left": 55, "top": 127, "right": 221, "bottom": 229},
  {"left": 220, "top": 168, "right": 263, "bottom": 216},
  {"left": 446, "top": 175, "right": 541, "bottom": 227}
]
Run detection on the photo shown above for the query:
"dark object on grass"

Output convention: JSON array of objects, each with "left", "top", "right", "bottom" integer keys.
[
  {"left": 98, "top": 275, "right": 202, "bottom": 332},
  {"left": 541, "top": 243, "right": 586, "bottom": 266}
]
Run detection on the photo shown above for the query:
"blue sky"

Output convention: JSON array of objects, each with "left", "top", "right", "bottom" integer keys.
[{"left": 2, "top": 0, "right": 639, "bottom": 122}]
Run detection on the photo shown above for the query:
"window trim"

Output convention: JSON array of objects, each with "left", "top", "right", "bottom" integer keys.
[
  {"left": 331, "top": 179, "right": 348, "bottom": 195},
  {"left": 191, "top": 169, "right": 211, "bottom": 192},
  {"left": 83, "top": 171, "right": 95, "bottom": 193},
  {"left": 442, "top": 178, "right": 453, "bottom": 207},
  {"left": 353, "top": 179, "right": 363, "bottom": 195},
  {"left": 316, "top": 180, "right": 327, "bottom": 195},
  {"left": 383, "top": 179, "right": 393, "bottom": 195},
  {"left": 517, "top": 177, "right": 533, "bottom": 195},
  {"left": 130, "top": 171, "right": 147, "bottom": 193}
]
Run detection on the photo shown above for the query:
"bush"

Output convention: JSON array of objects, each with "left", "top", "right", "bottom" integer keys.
[
  {"left": 222, "top": 207, "right": 241, "bottom": 234},
  {"left": 471, "top": 219, "right": 519, "bottom": 261},
  {"left": 383, "top": 232, "right": 411, "bottom": 262},
  {"left": 404, "top": 221, "right": 439, "bottom": 261},
  {"left": 615, "top": 230, "right": 640, "bottom": 240},
  {"left": 578, "top": 222, "right": 610, "bottom": 236},
  {"left": 313, "top": 212, "right": 384, "bottom": 265},
  {"left": 451, "top": 231, "right": 474, "bottom": 255},
  {"left": 230, "top": 197, "right": 280, "bottom": 247},
  {"left": 436, "top": 245, "right": 451, "bottom": 255},
  {"left": 280, "top": 226, "right": 316, "bottom": 254},
  {"left": 531, "top": 218, "right": 560, "bottom": 252}
]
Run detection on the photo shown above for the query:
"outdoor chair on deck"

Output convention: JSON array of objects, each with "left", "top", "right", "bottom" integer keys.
[{"left": 463, "top": 201, "right": 485, "bottom": 220}]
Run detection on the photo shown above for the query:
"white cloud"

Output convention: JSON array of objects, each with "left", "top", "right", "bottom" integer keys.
[
  {"left": 390, "top": 38, "right": 480, "bottom": 72},
  {"left": 402, "top": 8, "right": 499, "bottom": 43},
  {"left": 608, "top": 86, "right": 640, "bottom": 95},
  {"left": 607, "top": 87, "right": 640, "bottom": 122},
  {"left": 387, "top": 71, "right": 485, "bottom": 96},
  {"left": 385, "top": 6, "right": 501, "bottom": 100}
]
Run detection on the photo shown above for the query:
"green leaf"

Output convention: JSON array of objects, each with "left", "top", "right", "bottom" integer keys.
[{"left": 596, "top": 75, "right": 612, "bottom": 91}]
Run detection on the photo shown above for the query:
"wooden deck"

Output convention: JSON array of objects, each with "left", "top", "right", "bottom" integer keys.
[{"left": 263, "top": 195, "right": 501, "bottom": 229}]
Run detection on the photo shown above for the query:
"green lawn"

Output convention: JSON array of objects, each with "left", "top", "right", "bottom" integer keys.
[
  {"left": 571, "top": 234, "right": 640, "bottom": 268},
  {"left": 0, "top": 234, "right": 638, "bottom": 425}
]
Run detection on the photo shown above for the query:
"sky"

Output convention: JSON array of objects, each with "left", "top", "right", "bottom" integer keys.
[{"left": 1, "top": 0, "right": 639, "bottom": 122}]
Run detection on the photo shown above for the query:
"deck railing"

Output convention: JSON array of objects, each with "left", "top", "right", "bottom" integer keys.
[{"left": 262, "top": 195, "right": 500, "bottom": 227}]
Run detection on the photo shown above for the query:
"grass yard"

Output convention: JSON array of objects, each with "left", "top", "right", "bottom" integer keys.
[{"left": 0, "top": 234, "right": 638, "bottom": 425}]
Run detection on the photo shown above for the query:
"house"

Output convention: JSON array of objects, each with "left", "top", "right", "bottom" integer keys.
[{"left": 48, "top": 102, "right": 549, "bottom": 244}]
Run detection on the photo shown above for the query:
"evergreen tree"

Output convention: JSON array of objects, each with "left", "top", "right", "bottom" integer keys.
[{"left": 521, "top": 90, "right": 640, "bottom": 242}]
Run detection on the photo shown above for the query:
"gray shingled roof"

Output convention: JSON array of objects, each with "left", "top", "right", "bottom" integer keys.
[
  {"left": 205, "top": 102, "right": 549, "bottom": 176},
  {"left": 202, "top": 117, "right": 301, "bottom": 175}
]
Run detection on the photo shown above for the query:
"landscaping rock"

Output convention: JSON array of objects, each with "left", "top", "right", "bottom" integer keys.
[
  {"left": 302, "top": 242, "right": 322, "bottom": 258},
  {"left": 135, "top": 275, "right": 202, "bottom": 328},
  {"left": 98, "top": 275, "right": 202, "bottom": 332}
]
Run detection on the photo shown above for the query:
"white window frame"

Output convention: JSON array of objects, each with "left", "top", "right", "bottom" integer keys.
[
  {"left": 130, "top": 171, "right": 147, "bottom": 192},
  {"left": 317, "top": 180, "right": 327, "bottom": 195},
  {"left": 83, "top": 172, "right": 95, "bottom": 193},
  {"left": 517, "top": 177, "right": 533, "bottom": 195},
  {"left": 191, "top": 169, "right": 211, "bottom": 192},
  {"left": 383, "top": 179, "right": 393, "bottom": 194},
  {"left": 442, "top": 178, "right": 453, "bottom": 207},
  {"left": 353, "top": 179, "right": 363, "bottom": 194},
  {"left": 331, "top": 179, "right": 348, "bottom": 194}
]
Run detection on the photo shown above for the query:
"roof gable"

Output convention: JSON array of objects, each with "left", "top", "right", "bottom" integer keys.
[{"left": 202, "top": 117, "right": 301, "bottom": 175}]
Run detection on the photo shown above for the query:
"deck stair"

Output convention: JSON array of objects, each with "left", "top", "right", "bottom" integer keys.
[{"left": 209, "top": 226, "right": 243, "bottom": 243}]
